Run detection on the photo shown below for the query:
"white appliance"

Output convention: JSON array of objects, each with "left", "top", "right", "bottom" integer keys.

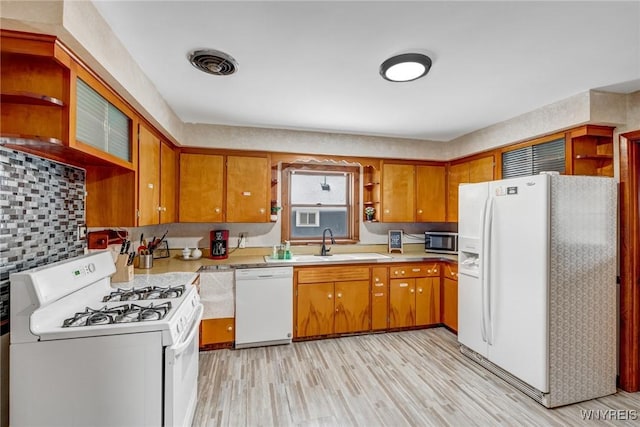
[
  {"left": 235, "top": 266, "right": 293, "bottom": 349},
  {"left": 457, "top": 173, "right": 617, "bottom": 408},
  {"left": 9, "top": 251, "right": 203, "bottom": 427}
]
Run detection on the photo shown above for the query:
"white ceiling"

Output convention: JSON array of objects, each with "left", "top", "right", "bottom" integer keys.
[{"left": 92, "top": 1, "right": 640, "bottom": 142}]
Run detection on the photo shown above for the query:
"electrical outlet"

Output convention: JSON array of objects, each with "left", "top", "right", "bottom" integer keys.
[
  {"left": 77, "top": 225, "right": 87, "bottom": 241},
  {"left": 239, "top": 232, "right": 247, "bottom": 248}
]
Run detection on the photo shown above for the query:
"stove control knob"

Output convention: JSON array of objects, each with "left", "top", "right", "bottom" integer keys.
[
  {"left": 176, "top": 323, "right": 182, "bottom": 334},
  {"left": 87, "top": 263, "right": 96, "bottom": 273}
]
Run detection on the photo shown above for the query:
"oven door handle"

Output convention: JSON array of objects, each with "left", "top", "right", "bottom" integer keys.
[{"left": 167, "top": 304, "right": 203, "bottom": 360}]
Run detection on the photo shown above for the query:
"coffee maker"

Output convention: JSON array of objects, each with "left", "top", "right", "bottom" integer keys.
[{"left": 210, "top": 229, "right": 229, "bottom": 259}]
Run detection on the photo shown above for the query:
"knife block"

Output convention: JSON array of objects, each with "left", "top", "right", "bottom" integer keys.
[{"left": 111, "top": 254, "right": 134, "bottom": 284}]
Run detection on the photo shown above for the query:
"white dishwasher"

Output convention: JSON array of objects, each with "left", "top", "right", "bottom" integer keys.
[{"left": 235, "top": 266, "right": 294, "bottom": 349}]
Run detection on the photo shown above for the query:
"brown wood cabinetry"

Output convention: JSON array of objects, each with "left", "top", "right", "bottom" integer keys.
[
  {"left": 442, "top": 262, "right": 458, "bottom": 332},
  {"left": 416, "top": 165, "right": 446, "bottom": 222},
  {"left": 226, "top": 155, "right": 270, "bottom": 222},
  {"left": 199, "top": 318, "right": 234, "bottom": 349},
  {"left": 447, "top": 155, "right": 495, "bottom": 222},
  {"left": 137, "top": 124, "right": 177, "bottom": 225},
  {"left": 371, "top": 267, "right": 389, "bottom": 330},
  {"left": 159, "top": 142, "right": 177, "bottom": 223},
  {"left": 382, "top": 163, "right": 446, "bottom": 222},
  {"left": 389, "top": 263, "right": 441, "bottom": 328},
  {"left": 568, "top": 125, "right": 614, "bottom": 177},
  {"left": 178, "top": 153, "right": 270, "bottom": 223},
  {"left": 179, "top": 153, "right": 224, "bottom": 222},
  {"left": 295, "top": 266, "right": 370, "bottom": 338}
]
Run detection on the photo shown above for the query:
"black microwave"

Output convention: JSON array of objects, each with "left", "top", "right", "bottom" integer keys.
[{"left": 425, "top": 232, "right": 458, "bottom": 254}]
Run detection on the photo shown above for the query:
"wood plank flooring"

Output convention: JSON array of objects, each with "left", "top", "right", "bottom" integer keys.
[{"left": 193, "top": 328, "right": 640, "bottom": 426}]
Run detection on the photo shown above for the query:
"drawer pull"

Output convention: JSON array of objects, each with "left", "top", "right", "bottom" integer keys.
[
  {"left": 374, "top": 283, "right": 384, "bottom": 287},
  {"left": 373, "top": 292, "right": 384, "bottom": 297},
  {"left": 227, "top": 326, "right": 233, "bottom": 332},
  {"left": 412, "top": 268, "right": 421, "bottom": 272},
  {"left": 399, "top": 283, "right": 409, "bottom": 287}
]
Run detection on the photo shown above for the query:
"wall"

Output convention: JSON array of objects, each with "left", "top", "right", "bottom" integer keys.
[{"left": 0, "top": 146, "right": 86, "bottom": 427}]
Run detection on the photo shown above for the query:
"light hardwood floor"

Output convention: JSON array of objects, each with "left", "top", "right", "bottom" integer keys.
[{"left": 193, "top": 328, "right": 640, "bottom": 426}]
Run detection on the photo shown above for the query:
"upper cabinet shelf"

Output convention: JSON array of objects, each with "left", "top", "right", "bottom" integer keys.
[{"left": 1, "top": 90, "right": 64, "bottom": 107}]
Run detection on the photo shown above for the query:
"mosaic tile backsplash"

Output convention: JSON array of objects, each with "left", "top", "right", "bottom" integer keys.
[{"left": 0, "top": 147, "right": 86, "bottom": 335}]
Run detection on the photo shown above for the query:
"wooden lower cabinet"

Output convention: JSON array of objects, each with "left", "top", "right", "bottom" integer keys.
[
  {"left": 296, "top": 282, "right": 334, "bottom": 337},
  {"left": 295, "top": 266, "right": 370, "bottom": 338},
  {"left": 200, "top": 317, "right": 234, "bottom": 349},
  {"left": 442, "top": 262, "right": 459, "bottom": 332},
  {"left": 389, "top": 263, "right": 441, "bottom": 329},
  {"left": 371, "top": 267, "right": 389, "bottom": 331}
]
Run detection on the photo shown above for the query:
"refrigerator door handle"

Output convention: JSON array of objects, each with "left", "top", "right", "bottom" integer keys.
[
  {"left": 479, "top": 196, "right": 490, "bottom": 343},
  {"left": 482, "top": 196, "right": 496, "bottom": 345}
]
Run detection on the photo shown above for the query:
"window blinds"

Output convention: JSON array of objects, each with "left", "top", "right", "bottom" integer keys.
[{"left": 502, "top": 138, "right": 565, "bottom": 178}]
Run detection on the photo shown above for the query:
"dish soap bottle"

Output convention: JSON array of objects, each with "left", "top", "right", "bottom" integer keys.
[{"left": 284, "top": 240, "right": 292, "bottom": 259}]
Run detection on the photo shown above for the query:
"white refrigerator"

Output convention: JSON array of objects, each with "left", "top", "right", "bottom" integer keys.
[{"left": 457, "top": 173, "right": 617, "bottom": 408}]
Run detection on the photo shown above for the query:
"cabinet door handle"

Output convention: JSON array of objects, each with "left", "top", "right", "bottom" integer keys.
[
  {"left": 401, "top": 270, "right": 405, "bottom": 275},
  {"left": 384, "top": 209, "right": 390, "bottom": 214},
  {"left": 410, "top": 288, "right": 415, "bottom": 293},
  {"left": 227, "top": 326, "right": 233, "bottom": 332},
  {"left": 214, "top": 208, "right": 221, "bottom": 213},
  {"left": 417, "top": 209, "right": 423, "bottom": 214},
  {"left": 427, "top": 269, "right": 432, "bottom": 274},
  {"left": 336, "top": 292, "right": 342, "bottom": 298},
  {"left": 418, "top": 288, "right": 423, "bottom": 293},
  {"left": 327, "top": 293, "right": 333, "bottom": 299},
  {"left": 259, "top": 208, "right": 266, "bottom": 214},
  {"left": 375, "top": 277, "right": 380, "bottom": 282}
]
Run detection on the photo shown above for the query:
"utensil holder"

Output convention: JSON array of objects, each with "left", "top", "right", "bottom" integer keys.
[
  {"left": 112, "top": 254, "right": 134, "bottom": 283},
  {"left": 139, "top": 254, "right": 154, "bottom": 269}
]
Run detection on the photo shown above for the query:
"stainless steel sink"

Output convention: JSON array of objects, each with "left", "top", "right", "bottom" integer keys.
[{"left": 264, "top": 252, "right": 392, "bottom": 263}]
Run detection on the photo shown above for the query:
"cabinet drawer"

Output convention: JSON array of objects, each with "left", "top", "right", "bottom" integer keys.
[
  {"left": 200, "top": 317, "right": 234, "bottom": 347},
  {"left": 389, "top": 263, "right": 440, "bottom": 278},
  {"left": 297, "top": 266, "right": 370, "bottom": 283},
  {"left": 443, "top": 262, "right": 458, "bottom": 280}
]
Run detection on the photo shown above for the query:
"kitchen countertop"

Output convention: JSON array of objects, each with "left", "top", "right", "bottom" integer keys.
[{"left": 134, "top": 244, "right": 457, "bottom": 275}]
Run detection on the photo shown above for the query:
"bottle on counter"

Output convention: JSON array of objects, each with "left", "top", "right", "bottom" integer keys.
[
  {"left": 284, "top": 240, "right": 292, "bottom": 259},
  {"left": 272, "top": 245, "right": 278, "bottom": 259}
]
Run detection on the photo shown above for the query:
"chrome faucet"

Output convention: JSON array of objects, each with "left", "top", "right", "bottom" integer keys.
[{"left": 320, "top": 228, "right": 336, "bottom": 256}]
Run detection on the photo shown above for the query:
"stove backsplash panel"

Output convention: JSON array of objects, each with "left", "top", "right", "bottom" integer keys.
[{"left": 0, "top": 147, "right": 86, "bottom": 335}]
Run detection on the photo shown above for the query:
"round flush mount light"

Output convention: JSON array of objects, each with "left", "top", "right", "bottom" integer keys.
[
  {"left": 188, "top": 49, "right": 238, "bottom": 76},
  {"left": 380, "top": 53, "right": 432, "bottom": 82}
]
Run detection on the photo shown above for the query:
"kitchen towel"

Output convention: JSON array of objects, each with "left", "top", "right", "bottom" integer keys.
[{"left": 199, "top": 271, "right": 235, "bottom": 319}]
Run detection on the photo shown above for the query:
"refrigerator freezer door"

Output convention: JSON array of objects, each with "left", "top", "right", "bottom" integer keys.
[
  {"left": 458, "top": 182, "right": 489, "bottom": 240},
  {"left": 458, "top": 182, "right": 489, "bottom": 356},
  {"left": 486, "top": 174, "right": 550, "bottom": 393}
]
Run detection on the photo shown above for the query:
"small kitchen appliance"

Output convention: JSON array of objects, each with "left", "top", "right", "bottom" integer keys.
[
  {"left": 9, "top": 251, "right": 203, "bottom": 427},
  {"left": 424, "top": 231, "right": 458, "bottom": 254},
  {"left": 210, "top": 229, "right": 229, "bottom": 259}
]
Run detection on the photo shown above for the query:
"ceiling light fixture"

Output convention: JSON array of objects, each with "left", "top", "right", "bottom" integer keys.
[{"left": 380, "top": 53, "right": 432, "bottom": 82}]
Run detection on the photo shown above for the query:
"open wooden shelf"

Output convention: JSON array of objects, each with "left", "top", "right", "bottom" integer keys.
[{"left": 1, "top": 91, "right": 64, "bottom": 107}]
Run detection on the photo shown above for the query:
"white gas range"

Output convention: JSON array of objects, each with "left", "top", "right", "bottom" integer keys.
[{"left": 9, "top": 251, "right": 203, "bottom": 427}]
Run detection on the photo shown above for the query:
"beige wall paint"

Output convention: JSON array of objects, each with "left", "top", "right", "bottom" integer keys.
[{"left": 185, "top": 123, "right": 446, "bottom": 160}]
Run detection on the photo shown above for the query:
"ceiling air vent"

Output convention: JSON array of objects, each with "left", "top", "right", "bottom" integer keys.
[{"left": 188, "top": 49, "right": 238, "bottom": 76}]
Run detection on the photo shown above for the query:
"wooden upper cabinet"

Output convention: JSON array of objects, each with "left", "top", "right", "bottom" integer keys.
[
  {"left": 468, "top": 156, "right": 494, "bottom": 183},
  {"left": 226, "top": 155, "right": 270, "bottom": 222},
  {"left": 137, "top": 124, "right": 161, "bottom": 226},
  {"left": 179, "top": 153, "right": 224, "bottom": 222},
  {"left": 160, "top": 142, "right": 177, "bottom": 224},
  {"left": 416, "top": 165, "right": 446, "bottom": 222},
  {"left": 381, "top": 163, "right": 415, "bottom": 222},
  {"left": 447, "top": 155, "right": 495, "bottom": 222}
]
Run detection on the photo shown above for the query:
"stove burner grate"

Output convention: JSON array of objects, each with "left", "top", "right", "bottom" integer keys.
[
  {"left": 62, "top": 302, "right": 172, "bottom": 327},
  {"left": 102, "top": 285, "right": 185, "bottom": 302}
]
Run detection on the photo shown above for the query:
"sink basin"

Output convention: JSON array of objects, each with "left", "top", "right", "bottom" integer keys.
[{"left": 264, "top": 252, "right": 392, "bottom": 263}]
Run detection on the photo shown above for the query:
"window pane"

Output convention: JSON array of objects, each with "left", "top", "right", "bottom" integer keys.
[
  {"left": 290, "top": 173, "right": 347, "bottom": 205},
  {"left": 290, "top": 206, "right": 348, "bottom": 238}
]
